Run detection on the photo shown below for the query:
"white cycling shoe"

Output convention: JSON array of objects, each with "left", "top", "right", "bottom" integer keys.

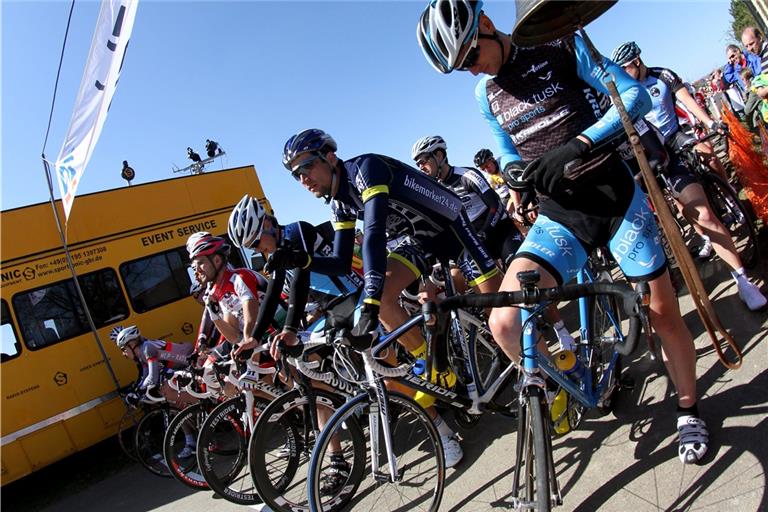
[
  {"left": 440, "top": 434, "right": 463, "bottom": 468},
  {"left": 677, "top": 415, "right": 708, "bottom": 465}
]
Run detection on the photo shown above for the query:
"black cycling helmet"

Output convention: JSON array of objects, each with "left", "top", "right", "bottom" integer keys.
[
  {"left": 473, "top": 148, "right": 494, "bottom": 168},
  {"left": 282, "top": 129, "right": 338, "bottom": 171},
  {"left": 611, "top": 41, "right": 641, "bottom": 67}
]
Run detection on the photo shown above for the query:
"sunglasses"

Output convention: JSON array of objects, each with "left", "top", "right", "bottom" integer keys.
[
  {"left": 457, "top": 31, "right": 494, "bottom": 71},
  {"left": 457, "top": 30, "right": 480, "bottom": 71},
  {"left": 290, "top": 154, "right": 320, "bottom": 180},
  {"left": 415, "top": 155, "right": 431, "bottom": 168}
]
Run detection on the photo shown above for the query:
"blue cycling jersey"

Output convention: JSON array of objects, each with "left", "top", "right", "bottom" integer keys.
[
  {"left": 639, "top": 67, "right": 686, "bottom": 141},
  {"left": 475, "top": 34, "right": 650, "bottom": 171},
  {"left": 474, "top": 33, "right": 652, "bottom": 248}
]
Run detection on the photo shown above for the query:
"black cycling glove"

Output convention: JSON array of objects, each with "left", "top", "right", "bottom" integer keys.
[
  {"left": 352, "top": 303, "right": 380, "bottom": 337},
  {"left": 523, "top": 138, "right": 590, "bottom": 196},
  {"left": 264, "top": 247, "right": 311, "bottom": 273}
]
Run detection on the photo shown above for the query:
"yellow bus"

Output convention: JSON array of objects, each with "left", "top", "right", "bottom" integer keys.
[{"left": 0, "top": 165, "right": 270, "bottom": 485}]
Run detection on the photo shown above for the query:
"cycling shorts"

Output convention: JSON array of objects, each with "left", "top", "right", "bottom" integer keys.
[
  {"left": 388, "top": 211, "right": 499, "bottom": 288},
  {"left": 514, "top": 183, "right": 667, "bottom": 284},
  {"left": 662, "top": 129, "right": 700, "bottom": 197},
  {"left": 484, "top": 217, "right": 524, "bottom": 269}
]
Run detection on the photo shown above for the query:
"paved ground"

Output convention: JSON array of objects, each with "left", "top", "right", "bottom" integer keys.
[{"left": 3, "top": 250, "right": 767, "bottom": 512}]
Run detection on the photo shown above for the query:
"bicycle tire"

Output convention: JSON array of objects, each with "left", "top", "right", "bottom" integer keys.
[
  {"left": 701, "top": 172, "right": 760, "bottom": 269},
  {"left": 134, "top": 408, "right": 174, "bottom": 478},
  {"left": 308, "top": 391, "right": 443, "bottom": 512},
  {"left": 117, "top": 407, "right": 142, "bottom": 462},
  {"left": 520, "top": 388, "right": 552, "bottom": 512},
  {"left": 587, "top": 271, "right": 623, "bottom": 416},
  {"left": 249, "top": 388, "right": 348, "bottom": 512},
  {"left": 196, "top": 394, "right": 271, "bottom": 505},
  {"left": 163, "top": 401, "right": 216, "bottom": 490}
]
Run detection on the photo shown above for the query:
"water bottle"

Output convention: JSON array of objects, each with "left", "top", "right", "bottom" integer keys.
[
  {"left": 555, "top": 350, "right": 585, "bottom": 383},
  {"left": 550, "top": 350, "right": 585, "bottom": 435}
]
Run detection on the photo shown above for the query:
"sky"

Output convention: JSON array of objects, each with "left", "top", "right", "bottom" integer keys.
[{"left": 2, "top": 0, "right": 738, "bottom": 228}]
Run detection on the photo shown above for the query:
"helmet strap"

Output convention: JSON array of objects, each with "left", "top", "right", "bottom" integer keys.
[{"left": 323, "top": 157, "right": 339, "bottom": 204}]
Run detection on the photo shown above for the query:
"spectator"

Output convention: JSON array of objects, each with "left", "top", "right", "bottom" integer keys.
[
  {"left": 741, "top": 68, "right": 763, "bottom": 130},
  {"left": 741, "top": 26, "right": 768, "bottom": 73},
  {"left": 723, "top": 44, "right": 761, "bottom": 92}
]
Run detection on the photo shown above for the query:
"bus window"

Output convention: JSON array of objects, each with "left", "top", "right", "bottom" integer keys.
[
  {"left": 120, "top": 247, "right": 192, "bottom": 313},
  {"left": 1, "top": 299, "right": 22, "bottom": 361},
  {"left": 11, "top": 268, "right": 130, "bottom": 350}
]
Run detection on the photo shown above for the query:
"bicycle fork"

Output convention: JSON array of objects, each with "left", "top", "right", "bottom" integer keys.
[{"left": 366, "top": 366, "right": 400, "bottom": 484}]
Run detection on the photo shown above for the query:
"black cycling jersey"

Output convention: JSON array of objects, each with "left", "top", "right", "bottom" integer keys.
[
  {"left": 310, "top": 154, "right": 496, "bottom": 304},
  {"left": 440, "top": 166, "right": 505, "bottom": 234},
  {"left": 252, "top": 221, "right": 363, "bottom": 336}
]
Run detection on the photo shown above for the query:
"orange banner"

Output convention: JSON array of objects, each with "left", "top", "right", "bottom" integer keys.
[{"left": 722, "top": 106, "right": 768, "bottom": 224}]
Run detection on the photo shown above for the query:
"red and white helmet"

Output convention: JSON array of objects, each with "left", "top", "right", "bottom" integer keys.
[{"left": 186, "top": 232, "right": 231, "bottom": 259}]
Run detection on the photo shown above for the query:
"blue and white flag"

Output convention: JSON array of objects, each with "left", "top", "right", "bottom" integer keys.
[{"left": 54, "top": 0, "right": 138, "bottom": 220}]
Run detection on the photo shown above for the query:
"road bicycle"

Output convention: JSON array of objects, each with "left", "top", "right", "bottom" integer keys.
[{"left": 306, "top": 263, "right": 645, "bottom": 511}]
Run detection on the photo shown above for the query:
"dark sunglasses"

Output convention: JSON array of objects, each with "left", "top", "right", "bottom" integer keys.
[
  {"left": 457, "top": 32, "right": 495, "bottom": 71},
  {"left": 290, "top": 154, "right": 320, "bottom": 180},
  {"left": 415, "top": 155, "right": 432, "bottom": 168}
]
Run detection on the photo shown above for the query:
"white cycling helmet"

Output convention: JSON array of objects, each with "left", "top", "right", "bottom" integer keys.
[
  {"left": 116, "top": 325, "right": 141, "bottom": 349},
  {"left": 417, "top": 0, "right": 484, "bottom": 74},
  {"left": 228, "top": 194, "right": 268, "bottom": 248},
  {"left": 411, "top": 135, "right": 447, "bottom": 161},
  {"left": 109, "top": 325, "right": 125, "bottom": 342}
]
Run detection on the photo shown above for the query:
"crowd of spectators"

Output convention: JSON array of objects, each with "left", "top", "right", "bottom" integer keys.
[{"left": 704, "top": 26, "right": 768, "bottom": 131}]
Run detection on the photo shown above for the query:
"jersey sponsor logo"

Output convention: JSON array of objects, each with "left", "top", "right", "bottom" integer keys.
[
  {"left": 650, "top": 86, "right": 661, "bottom": 97},
  {"left": 521, "top": 60, "right": 550, "bottom": 78},
  {"left": 613, "top": 208, "right": 656, "bottom": 265},
  {"left": 510, "top": 107, "right": 570, "bottom": 146},
  {"left": 538, "top": 71, "right": 553, "bottom": 81},
  {"left": 364, "top": 270, "right": 384, "bottom": 298},
  {"left": 492, "top": 82, "right": 564, "bottom": 130},
  {"left": 582, "top": 88, "right": 602, "bottom": 119},
  {"left": 402, "top": 174, "right": 460, "bottom": 214},
  {"left": 542, "top": 224, "right": 574, "bottom": 257}
]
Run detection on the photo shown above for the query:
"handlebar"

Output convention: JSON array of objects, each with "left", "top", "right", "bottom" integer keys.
[
  {"left": 678, "top": 124, "right": 728, "bottom": 153},
  {"left": 438, "top": 281, "right": 644, "bottom": 357}
]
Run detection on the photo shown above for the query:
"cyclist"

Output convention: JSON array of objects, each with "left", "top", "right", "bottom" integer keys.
[
  {"left": 228, "top": 194, "right": 364, "bottom": 490},
  {"left": 611, "top": 41, "right": 767, "bottom": 311},
  {"left": 279, "top": 129, "right": 505, "bottom": 467},
  {"left": 418, "top": 0, "right": 710, "bottom": 464},
  {"left": 414, "top": 135, "right": 575, "bottom": 349},
  {"left": 114, "top": 325, "right": 194, "bottom": 399},
  {"left": 186, "top": 231, "right": 280, "bottom": 395},
  {"left": 227, "top": 193, "right": 363, "bottom": 357},
  {"left": 473, "top": 147, "right": 514, "bottom": 215}
]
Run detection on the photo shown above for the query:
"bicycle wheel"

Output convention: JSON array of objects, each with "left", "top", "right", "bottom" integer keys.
[
  {"left": 308, "top": 391, "right": 444, "bottom": 512},
  {"left": 518, "top": 388, "right": 552, "bottom": 512},
  {"left": 587, "top": 274, "right": 623, "bottom": 416},
  {"left": 117, "top": 407, "right": 142, "bottom": 462},
  {"left": 196, "top": 394, "right": 270, "bottom": 505},
  {"left": 249, "top": 388, "right": 350, "bottom": 512},
  {"left": 134, "top": 408, "right": 174, "bottom": 478},
  {"left": 163, "top": 401, "right": 215, "bottom": 490},
  {"left": 701, "top": 172, "right": 760, "bottom": 269}
]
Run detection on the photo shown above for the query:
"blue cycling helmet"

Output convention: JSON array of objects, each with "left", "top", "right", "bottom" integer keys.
[
  {"left": 417, "top": 0, "right": 484, "bottom": 74},
  {"left": 282, "top": 129, "right": 338, "bottom": 171},
  {"left": 611, "top": 41, "right": 641, "bottom": 67}
]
